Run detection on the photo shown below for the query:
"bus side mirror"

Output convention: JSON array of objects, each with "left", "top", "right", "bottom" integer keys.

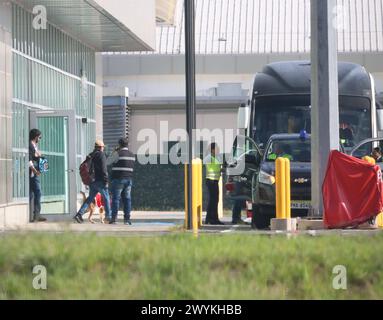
[
  {"left": 237, "top": 103, "right": 250, "bottom": 130},
  {"left": 377, "top": 109, "right": 383, "bottom": 131}
]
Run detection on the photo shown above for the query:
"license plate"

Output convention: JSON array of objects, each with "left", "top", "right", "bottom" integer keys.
[{"left": 291, "top": 201, "right": 311, "bottom": 209}]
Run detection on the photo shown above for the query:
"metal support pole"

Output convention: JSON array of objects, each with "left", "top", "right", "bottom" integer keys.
[
  {"left": 185, "top": 0, "right": 196, "bottom": 229},
  {"left": 310, "top": 0, "right": 340, "bottom": 217}
]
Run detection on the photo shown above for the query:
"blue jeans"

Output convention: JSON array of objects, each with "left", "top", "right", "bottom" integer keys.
[
  {"left": 30, "top": 176, "right": 42, "bottom": 217},
  {"left": 78, "top": 181, "right": 111, "bottom": 219},
  {"left": 111, "top": 178, "right": 132, "bottom": 220},
  {"left": 232, "top": 199, "right": 245, "bottom": 223}
]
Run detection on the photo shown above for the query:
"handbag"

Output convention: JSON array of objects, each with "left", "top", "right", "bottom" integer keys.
[{"left": 38, "top": 157, "right": 49, "bottom": 173}]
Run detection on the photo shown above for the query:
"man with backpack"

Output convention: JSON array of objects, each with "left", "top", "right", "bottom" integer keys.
[{"left": 74, "top": 140, "right": 111, "bottom": 223}]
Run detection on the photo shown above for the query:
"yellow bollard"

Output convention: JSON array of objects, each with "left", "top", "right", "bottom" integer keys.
[
  {"left": 185, "top": 159, "right": 203, "bottom": 233},
  {"left": 196, "top": 159, "right": 203, "bottom": 227},
  {"left": 192, "top": 158, "right": 203, "bottom": 236},
  {"left": 275, "top": 157, "right": 286, "bottom": 219},
  {"left": 218, "top": 177, "right": 224, "bottom": 219},
  {"left": 284, "top": 158, "right": 291, "bottom": 219},
  {"left": 192, "top": 165, "right": 198, "bottom": 236},
  {"left": 184, "top": 164, "right": 188, "bottom": 229},
  {"left": 272, "top": 157, "right": 295, "bottom": 231},
  {"left": 377, "top": 212, "right": 383, "bottom": 228}
]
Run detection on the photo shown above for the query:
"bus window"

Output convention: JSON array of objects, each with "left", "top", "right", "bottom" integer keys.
[
  {"left": 254, "top": 106, "right": 311, "bottom": 146},
  {"left": 339, "top": 107, "right": 371, "bottom": 152}
]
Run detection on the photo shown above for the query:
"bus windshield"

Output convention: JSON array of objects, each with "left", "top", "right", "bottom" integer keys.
[
  {"left": 253, "top": 98, "right": 372, "bottom": 153},
  {"left": 254, "top": 106, "right": 311, "bottom": 146}
]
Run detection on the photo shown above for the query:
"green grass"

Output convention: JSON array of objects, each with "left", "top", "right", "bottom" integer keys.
[{"left": 1, "top": 232, "right": 383, "bottom": 299}]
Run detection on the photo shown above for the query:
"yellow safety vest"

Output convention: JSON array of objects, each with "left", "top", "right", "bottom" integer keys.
[
  {"left": 205, "top": 156, "right": 221, "bottom": 181},
  {"left": 268, "top": 153, "right": 293, "bottom": 161}
]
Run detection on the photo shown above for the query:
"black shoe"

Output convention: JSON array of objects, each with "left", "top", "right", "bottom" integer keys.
[
  {"left": 109, "top": 219, "right": 116, "bottom": 225},
  {"left": 73, "top": 214, "right": 83, "bottom": 224},
  {"left": 232, "top": 219, "right": 247, "bottom": 225},
  {"left": 33, "top": 215, "right": 47, "bottom": 222},
  {"left": 208, "top": 220, "right": 224, "bottom": 225},
  {"left": 124, "top": 219, "right": 132, "bottom": 225}
]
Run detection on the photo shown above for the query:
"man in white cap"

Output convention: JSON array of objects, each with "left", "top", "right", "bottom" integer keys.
[{"left": 74, "top": 140, "right": 111, "bottom": 223}]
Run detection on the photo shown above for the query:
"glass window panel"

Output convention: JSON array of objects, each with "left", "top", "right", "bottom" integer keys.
[{"left": 11, "top": 4, "right": 96, "bottom": 201}]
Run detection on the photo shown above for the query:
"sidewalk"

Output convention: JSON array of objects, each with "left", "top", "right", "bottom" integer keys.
[
  {"left": 1, "top": 211, "right": 186, "bottom": 235},
  {"left": 3, "top": 211, "right": 381, "bottom": 236},
  {"left": 1, "top": 211, "right": 251, "bottom": 234}
]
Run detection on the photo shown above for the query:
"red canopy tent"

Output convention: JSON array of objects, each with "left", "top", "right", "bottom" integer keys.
[{"left": 322, "top": 150, "right": 383, "bottom": 228}]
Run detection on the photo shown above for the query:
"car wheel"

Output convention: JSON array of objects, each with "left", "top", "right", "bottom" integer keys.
[{"left": 251, "top": 205, "right": 273, "bottom": 230}]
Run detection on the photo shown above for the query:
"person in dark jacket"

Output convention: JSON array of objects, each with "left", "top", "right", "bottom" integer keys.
[
  {"left": 29, "top": 129, "right": 46, "bottom": 222},
  {"left": 107, "top": 138, "right": 135, "bottom": 225},
  {"left": 74, "top": 140, "right": 111, "bottom": 223}
]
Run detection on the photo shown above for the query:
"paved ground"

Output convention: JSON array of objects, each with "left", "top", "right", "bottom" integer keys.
[
  {"left": 1, "top": 211, "right": 184, "bottom": 236},
  {"left": 2, "top": 211, "right": 383, "bottom": 237}
]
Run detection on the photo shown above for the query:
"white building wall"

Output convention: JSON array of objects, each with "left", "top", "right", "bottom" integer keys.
[
  {"left": 103, "top": 53, "right": 383, "bottom": 98},
  {"left": 104, "top": 74, "right": 253, "bottom": 98},
  {"left": 130, "top": 108, "right": 237, "bottom": 155}
]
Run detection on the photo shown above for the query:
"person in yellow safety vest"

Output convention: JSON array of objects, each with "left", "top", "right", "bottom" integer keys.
[
  {"left": 362, "top": 155, "right": 376, "bottom": 165},
  {"left": 203, "top": 142, "right": 224, "bottom": 225},
  {"left": 267, "top": 143, "right": 293, "bottom": 161}
]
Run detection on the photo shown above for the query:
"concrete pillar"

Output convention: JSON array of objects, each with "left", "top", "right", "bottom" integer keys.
[{"left": 310, "top": 0, "right": 340, "bottom": 217}]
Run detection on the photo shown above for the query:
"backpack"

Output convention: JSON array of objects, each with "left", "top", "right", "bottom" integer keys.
[{"left": 79, "top": 153, "right": 95, "bottom": 186}]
